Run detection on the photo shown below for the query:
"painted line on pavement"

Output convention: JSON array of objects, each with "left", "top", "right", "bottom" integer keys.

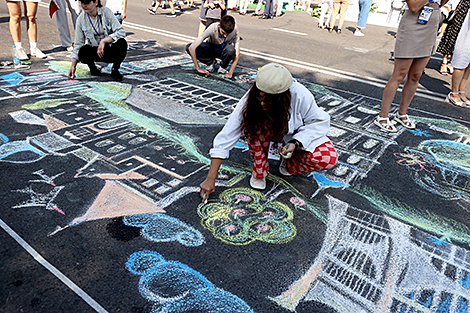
[
  {"left": 122, "top": 21, "right": 447, "bottom": 102},
  {"left": 0, "top": 218, "right": 109, "bottom": 313},
  {"left": 271, "top": 28, "right": 308, "bottom": 36}
]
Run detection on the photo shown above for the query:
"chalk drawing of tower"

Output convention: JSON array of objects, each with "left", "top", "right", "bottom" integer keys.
[{"left": 272, "top": 196, "right": 470, "bottom": 313}]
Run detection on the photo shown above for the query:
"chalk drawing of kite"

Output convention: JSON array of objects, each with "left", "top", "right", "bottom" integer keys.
[
  {"left": 30, "top": 169, "right": 64, "bottom": 186},
  {"left": 126, "top": 250, "right": 254, "bottom": 313}
]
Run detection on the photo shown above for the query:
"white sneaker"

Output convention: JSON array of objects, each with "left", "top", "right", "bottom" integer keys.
[
  {"left": 279, "top": 158, "right": 292, "bottom": 176},
  {"left": 31, "top": 47, "right": 46, "bottom": 59},
  {"left": 250, "top": 176, "right": 266, "bottom": 190},
  {"left": 16, "top": 47, "right": 29, "bottom": 60},
  {"left": 354, "top": 30, "right": 365, "bottom": 37},
  {"left": 206, "top": 60, "right": 217, "bottom": 72},
  {"left": 217, "top": 67, "right": 228, "bottom": 74}
]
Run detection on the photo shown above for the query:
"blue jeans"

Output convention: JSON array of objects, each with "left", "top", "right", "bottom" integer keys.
[
  {"left": 356, "top": 0, "right": 372, "bottom": 29},
  {"left": 115, "top": 13, "right": 123, "bottom": 24}
]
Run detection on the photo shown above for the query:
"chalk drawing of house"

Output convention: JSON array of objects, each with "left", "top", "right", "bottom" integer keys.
[{"left": 272, "top": 195, "right": 470, "bottom": 313}]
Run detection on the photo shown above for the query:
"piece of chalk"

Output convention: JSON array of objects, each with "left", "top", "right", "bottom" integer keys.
[{"left": 284, "top": 152, "right": 291, "bottom": 157}]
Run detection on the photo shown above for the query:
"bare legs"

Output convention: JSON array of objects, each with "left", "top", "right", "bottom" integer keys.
[
  {"left": 450, "top": 65, "right": 470, "bottom": 105},
  {"left": 378, "top": 57, "right": 430, "bottom": 129}
]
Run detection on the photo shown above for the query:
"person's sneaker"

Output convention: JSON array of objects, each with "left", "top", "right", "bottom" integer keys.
[
  {"left": 88, "top": 66, "right": 102, "bottom": 76},
  {"left": 354, "top": 30, "right": 365, "bottom": 37},
  {"left": 178, "top": 4, "right": 184, "bottom": 11},
  {"left": 147, "top": 7, "right": 156, "bottom": 14},
  {"left": 16, "top": 47, "right": 29, "bottom": 60},
  {"left": 167, "top": 12, "right": 177, "bottom": 17},
  {"left": 66, "top": 46, "right": 74, "bottom": 52},
  {"left": 162, "top": 3, "right": 167, "bottom": 9},
  {"left": 217, "top": 67, "right": 228, "bottom": 74},
  {"left": 279, "top": 158, "right": 292, "bottom": 176},
  {"left": 30, "top": 47, "right": 46, "bottom": 59},
  {"left": 150, "top": 1, "right": 156, "bottom": 7},
  {"left": 206, "top": 60, "right": 217, "bottom": 72},
  {"left": 250, "top": 176, "right": 266, "bottom": 190}
]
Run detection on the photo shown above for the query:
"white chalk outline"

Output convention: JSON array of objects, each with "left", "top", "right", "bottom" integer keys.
[{"left": 0, "top": 218, "right": 109, "bottom": 313}]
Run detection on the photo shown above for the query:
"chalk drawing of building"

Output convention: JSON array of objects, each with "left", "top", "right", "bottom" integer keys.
[
  {"left": 272, "top": 196, "right": 470, "bottom": 313},
  {"left": 313, "top": 93, "right": 406, "bottom": 187}
]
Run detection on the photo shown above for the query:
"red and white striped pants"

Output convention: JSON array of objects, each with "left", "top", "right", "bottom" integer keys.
[{"left": 247, "top": 130, "right": 338, "bottom": 179}]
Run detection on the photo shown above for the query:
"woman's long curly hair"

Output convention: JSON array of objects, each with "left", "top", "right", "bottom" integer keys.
[{"left": 239, "top": 83, "right": 292, "bottom": 143}]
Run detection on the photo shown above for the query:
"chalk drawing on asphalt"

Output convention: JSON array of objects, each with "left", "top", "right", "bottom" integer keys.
[
  {"left": 272, "top": 195, "right": 470, "bottom": 312},
  {"left": 126, "top": 250, "right": 254, "bottom": 313},
  {"left": 13, "top": 185, "right": 65, "bottom": 215},
  {"left": 49, "top": 180, "right": 166, "bottom": 236},
  {"left": 0, "top": 136, "right": 46, "bottom": 163},
  {"left": 401, "top": 140, "right": 470, "bottom": 206},
  {"left": 30, "top": 169, "right": 64, "bottom": 186},
  {"left": 9, "top": 110, "right": 47, "bottom": 127},
  {"left": 197, "top": 187, "right": 296, "bottom": 245},
  {"left": 123, "top": 213, "right": 204, "bottom": 247}
]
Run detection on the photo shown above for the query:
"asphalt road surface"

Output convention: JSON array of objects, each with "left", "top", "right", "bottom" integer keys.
[{"left": 1, "top": 1, "right": 470, "bottom": 313}]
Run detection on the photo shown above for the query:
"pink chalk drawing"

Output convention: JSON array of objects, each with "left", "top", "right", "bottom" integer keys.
[
  {"left": 263, "top": 211, "right": 275, "bottom": 219},
  {"left": 232, "top": 208, "right": 248, "bottom": 218},
  {"left": 176, "top": 160, "right": 186, "bottom": 165},
  {"left": 290, "top": 197, "right": 305, "bottom": 207},
  {"left": 52, "top": 206, "right": 66, "bottom": 215},
  {"left": 394, "top": 152, "right": 438, "bottom": 173},
  {"left": 83, "top": 106, "right": 93, "bottom": 110},
  {"left": 235, "top": 194, "right": 252, "bottom": 204},
  {"left": 154, "top": 145, "right": 163, "bottom": 150},
  {"left": 256, "top": 223, "right": 271, "bottom": 233},
  {"left": 225, "top": 225, "right": 236, "bottom": 235},
  {"left": 217, "top": 174, "right": 229, "bottom": 179},
  {"left": 87, "top": 111, "right": 100, "bottom": 116}
]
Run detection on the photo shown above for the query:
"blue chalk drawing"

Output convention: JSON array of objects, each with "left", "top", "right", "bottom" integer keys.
[
  {"left": 126, "top": 250, "right": 254, "bottom": 313},
  {"left": 234, "top": 141, "right": 249, "bottom": 151},
  {"left": 1, "top": 72, "right": 24, "bottom": 85},
  {"left": 408, "top": 129, "right": 432, "bottom": 137},
  {"left": 0, "top": 133, "right": 8, "bottom": 146},
  {"left": 308, "top": 172, "right": 349, "bottom": 198},
  {"left": 0, "top": 138, "right": 45, "bottom": 163},
  {"left": 123, "top": 213, "right": 204, "bottom": 247}
]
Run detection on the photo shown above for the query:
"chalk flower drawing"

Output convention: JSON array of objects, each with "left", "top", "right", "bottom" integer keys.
[
  {"left": 198, "top": 188, "right": 296, "bottom": 245},
  {"left": 123, "top": 213, "right": 204, "bottom": 247},
  {"left": 126, "top": 250, "right": 254, "bottom": 313},
  {"left": 394, "top": 152, "right": 438, "bottom": 173}
]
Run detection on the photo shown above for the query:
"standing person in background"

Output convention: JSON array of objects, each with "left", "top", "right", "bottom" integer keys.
[
  {"left": 238, "top": 0, "right": 249, "bottom": 15},
  {"left": 147, "top": 0, "right": 184, "bottom": 17},
  {"left": 105, "top": 0, "right": 128, "bottom": 23},
  {"left": 6, "top": 0, "right": 46, "bottom": 60},
  {"left": 260, "top": 0, "right": 274, "bottom": 18},
  {"left": 54, "top": 0, "right": 81, "bottom": 51},
  {"left": 68, "top": 0, "right": 127, "bottom": 81},
  {"left": 252, "top": 0, "right": 263, "bottom": 16},
  {"left": 354, "top": 0, "right": 373, "bottom": 36},
  {"left": 198, "top": 0, "right": 207, "bottom": 35},
  {"left": 437, "top": 0, "right": 466, "bottom": 76},
  {"left": 375, "top": 0, "right": 448, "bottom": 133},
  {"left": 204, "top": 0, "right": 226, "bottom": 28},
  {"left": 327, "top": 0, "right": 350, "bottom": 33},
  {"left": 318, "top": 0, "right": 333, "bottom": 28},
  {"left": 199, "top": 63, "right": 337, "bottom": 198},
  {"left": 445, "top": 1, "right": 470, "bottom": 107}
]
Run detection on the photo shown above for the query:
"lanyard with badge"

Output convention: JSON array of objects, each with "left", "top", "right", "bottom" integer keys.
[
  {"left": 87, "top": 13, "right": 102, "bottom": 41},
  {"left": 417, "top": 0, "right": 434, "bottom": 24}
]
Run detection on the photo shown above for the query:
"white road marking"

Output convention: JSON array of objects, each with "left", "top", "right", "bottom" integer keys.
[
  {"left": 271, "top": 28, "right": 308, "bottom": 36},
  {"left": 0, "top": 218, "right": 109, "bottom": 313}
]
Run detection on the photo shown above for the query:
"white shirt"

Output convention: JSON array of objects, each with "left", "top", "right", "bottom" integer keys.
[{"left": 210, "top": 80, "right": 331, "bottom": 159}]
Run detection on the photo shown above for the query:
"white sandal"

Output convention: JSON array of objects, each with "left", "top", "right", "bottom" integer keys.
[
  {"left": 458, "top": 91, "right": 470, "bottom": 105},
  {"left": 374, "top": 115, "right": 397, "bottom": 133},
  {"left": 393, "top": 113, "right": 415, "bottom": 129},
  {"left": 445, "top": 92, "right": 465, "bottom": 107}
]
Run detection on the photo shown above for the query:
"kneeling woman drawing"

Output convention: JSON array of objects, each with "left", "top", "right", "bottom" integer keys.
[{"left": 199, "top": 63, "right": 338, "bottom": 201}]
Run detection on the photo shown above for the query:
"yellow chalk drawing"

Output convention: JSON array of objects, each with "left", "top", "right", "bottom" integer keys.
[
  {"left": 23, "top": 98, "right": 73, "bottom": 110},
  {"left": 47, "top": 61, "right": 92, "bottom": 79},
  {"left": 49, "top": 180, "right": 165, "bottom": 235},
  {"left": 197, "top": 188, "right": 296, "bottom": 245}
]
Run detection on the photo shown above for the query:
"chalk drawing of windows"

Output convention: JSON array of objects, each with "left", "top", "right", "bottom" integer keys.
[
  {"left": 95, "top": 117, "right": 129, "bottom": 130},
  {"left": 107, "top": 145, "right": 126, "bottom": 154},
  {"left": 95, "top": 139, "right": 114, "bottom": 147},
  {"left": 128, "top": 137, "right": 147, "bottom": 145},
  {"left": 271, "top": 196, "right": 470, "bottom": 313},
  {"left": 118, "top": 132, "right": 136, "bottom": 140}
]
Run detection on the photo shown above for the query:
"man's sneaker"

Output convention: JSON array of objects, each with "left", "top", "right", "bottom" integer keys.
[
  {"left": 147, "top": 8, "right": 156, "bottom": 14},
  {"left": 354, "top": 30, "right": 365, "bottom": 37},
  {"left": 30, "top": 47, "right": 46, "bottom": 59},
  {"left": 206, "top": 60, "right": 217, "bottom": 72},
  {"left": 250, "top": 176, "right": 266, "bottom": 190},
  {"left": 178, "top": 4, "right": 184, "bottom": 11},
  {"left": 279, "top": 158, "right": 292, "bottom": 176},
  {"left": 167, "top": 12, "right": 177, "bottom": 17},
  {"left": 16, "top": 47, "right": 29, "bottom": 60},
  {"left": 150, "top": 1, "right": 156, "bottom": 7},
  {"left": 217, "top": 66, "right": 228, "bottom": 74}
]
